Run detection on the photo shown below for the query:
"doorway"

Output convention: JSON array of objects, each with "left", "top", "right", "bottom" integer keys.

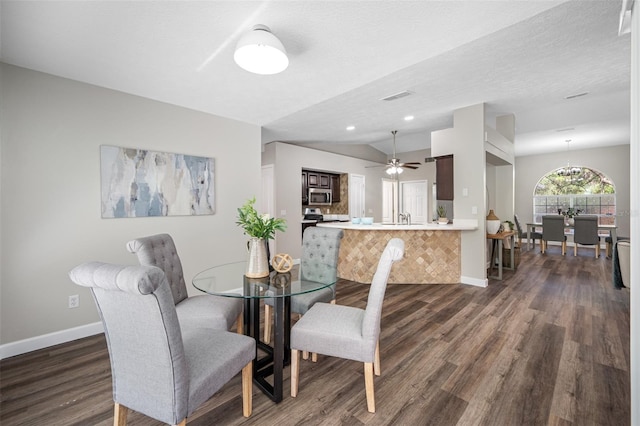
[
  {"left": 349, "top": 174, "right": 365, "bottom": 218},
  {"left": 400, "top": 180, "right": 429, "bottom": 224}
]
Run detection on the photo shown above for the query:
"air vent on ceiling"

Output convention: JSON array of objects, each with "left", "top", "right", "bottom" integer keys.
[
  {"left": 564, "top": 92, "right": 589, "bottom": 100},
  {"left": 424, "top": 157, "right": 436, "bottom": 163},
  {"left": 380, "top": 90, "right": 412, "bottom": 101}
]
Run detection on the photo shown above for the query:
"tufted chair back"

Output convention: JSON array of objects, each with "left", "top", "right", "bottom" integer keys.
[
  {"left": 127, "top": 234, "right": 188, "bottom": 305},
  {"left": 300, "top": 227, "right": 344, "bottom": 285}
]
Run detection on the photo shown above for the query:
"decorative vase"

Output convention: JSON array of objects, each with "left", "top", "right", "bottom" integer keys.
[
  {"left": 567, "top": 217, "right": 575, "bottom": 226},
  {"left": 486, "top": 209, "right": 501, "bottom": 234},
  {"left": 246, "top": 237, "right": 270, "bottom": 278}
]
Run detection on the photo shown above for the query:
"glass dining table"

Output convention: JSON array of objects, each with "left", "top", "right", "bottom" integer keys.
[{"left": 192, "top": 261, "right": 335, "bottom": 403}]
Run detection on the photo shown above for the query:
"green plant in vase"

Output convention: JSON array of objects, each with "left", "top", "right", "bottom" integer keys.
[
  {"left": 236, "top": 197, "right": 287, "bottom": 278},
  {"left": 437, "top": 205, "right": 448, "bottom": 224}
]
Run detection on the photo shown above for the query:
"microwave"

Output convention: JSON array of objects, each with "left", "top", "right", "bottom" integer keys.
[{"left": 308, "top": 188, "right": 332, "bottom": 205}]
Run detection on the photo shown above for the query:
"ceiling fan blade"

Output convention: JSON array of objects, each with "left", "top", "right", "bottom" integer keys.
[
  {"left": 399, "top": 162, "right": 421, "bottom": 166},
  {"left": 401, "top": 165, "right": 420, "bottom": 170},
  {"left": 365, "top": 164, "right": 387, "bottom": 168}
]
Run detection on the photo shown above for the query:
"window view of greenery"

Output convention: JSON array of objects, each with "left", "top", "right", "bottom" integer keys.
[{"left": 533, "top": 167, "right": 616, "bottom": 225}]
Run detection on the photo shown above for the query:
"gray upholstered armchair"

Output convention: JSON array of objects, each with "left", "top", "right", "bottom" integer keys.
[
  {"left": 290, "top": 238, "right": 404, "bottom": 413},
  {"left": 68, "top": 262, "right": 255, "bottom": 425},
  {"left": 264, "top": 227, "right": 343, "bottom": 344},
  {"left": 127, "top": 233, "right": 243, "bottom": 332}
]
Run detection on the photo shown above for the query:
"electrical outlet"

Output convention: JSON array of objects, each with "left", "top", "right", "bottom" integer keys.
[{"left": 68, "top": 294, "right": 79, "bottom": 309}]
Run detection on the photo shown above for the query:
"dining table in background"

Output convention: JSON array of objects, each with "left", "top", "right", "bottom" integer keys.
[
  {"left": 192, "top": 261, "right": 335, "bottom": 403},
  {"left": 525, "top": 221, "right": 617, "bottom": 251}
]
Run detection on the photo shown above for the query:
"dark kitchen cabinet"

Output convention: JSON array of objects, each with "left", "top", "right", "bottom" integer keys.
[
  {"left": 302, "top": 172, "right": 309, "bottom": 205},
  {"left": 436, "top": 155, "right": 454, "bottom": 201},
  {"left": 307, "top": 172, "right": 331, "bottom": 189},
  {"left": 331, "top": 175, "right": 340, "bottom": 202}
]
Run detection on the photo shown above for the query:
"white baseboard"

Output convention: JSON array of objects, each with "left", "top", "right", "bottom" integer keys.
[
  {"left": 0, "top": 322, "right": 104, "bottom": 360},
  {"left": 461, "top": 276, "right": 488, "bottom": 287}
]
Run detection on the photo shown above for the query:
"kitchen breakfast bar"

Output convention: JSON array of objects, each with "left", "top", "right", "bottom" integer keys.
[{"left": 317, "top": 221, "right": 478, "bottom": 284}]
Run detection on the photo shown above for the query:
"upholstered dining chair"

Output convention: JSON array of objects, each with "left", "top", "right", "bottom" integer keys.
[
  {"left": 290, "top": 238, "right": 404, "bottom": 413},
  {"left": 514, "top": 214, "right": 542, "bottom": 250},
  {"left": 127, "top": 233, "right": 244, "bottom": 333},
  {"left": 541, "top": 215, "right": 567, "bottom": 255},
  {"left": 68, "top": 262, "right": 255, "bottom": 425},
  {"left": 263, "top": 227, "right": 343, "bottom": 345},
  {"left": 573, "top": 215, "right": 601, "bottom": 257}
]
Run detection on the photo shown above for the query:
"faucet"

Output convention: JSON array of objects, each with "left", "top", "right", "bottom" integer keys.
[
  {"left": 398, "top": 213, "right": 406, "bottom": 224},
  {"left": 406, "top": 212, "right": 411, "bottom": 225}
]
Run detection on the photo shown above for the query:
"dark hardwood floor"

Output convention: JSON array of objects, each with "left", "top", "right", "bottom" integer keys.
[{"left": 0, "top": 246, "right": 630, "bottom": 425}]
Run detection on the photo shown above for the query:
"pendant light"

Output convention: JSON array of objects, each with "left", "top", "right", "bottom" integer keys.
[
  {"left": 556, "top": 139, "right": 581, "bottom": 177},
  {"left": 234, "top": 24, "right": 289, "bottom": 75}
]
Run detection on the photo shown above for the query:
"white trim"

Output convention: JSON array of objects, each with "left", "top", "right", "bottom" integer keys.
[
  {"left": 461, "top": 276, "right": 488, "bottom": 287},
  {"left": 0, "top": 322, "right": 104, "bottom": 360}
]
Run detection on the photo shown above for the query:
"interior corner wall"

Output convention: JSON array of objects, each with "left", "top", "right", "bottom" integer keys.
[
  {"left": 514, "top": 145, "right": 631, "bottom": 239},
  {"left": 0, "top": 64, "right": 261, "bottom": 348},
  {"left": 451, "top": 103, "right": 488, "bottom": 284}
]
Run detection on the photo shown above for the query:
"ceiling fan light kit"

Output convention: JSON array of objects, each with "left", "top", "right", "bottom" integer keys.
[
  {"left": 234, "top": 24, "right": 288, "bottom": 75},
  {"left": 383, "top": 130, "right": 421, "bottom": 175}
]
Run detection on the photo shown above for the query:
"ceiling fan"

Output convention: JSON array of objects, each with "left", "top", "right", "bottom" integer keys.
[{"left": 368, "top": 130, "right": 421, "bottom": 175}]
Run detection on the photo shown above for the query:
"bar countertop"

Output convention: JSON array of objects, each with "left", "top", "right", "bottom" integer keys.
[{"left": 316, "top": 219, "right": 478, "bottom": 231}]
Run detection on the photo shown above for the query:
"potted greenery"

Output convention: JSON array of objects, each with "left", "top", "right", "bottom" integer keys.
[
  {"left": 236, "top": 197, "right": 287, "bottom": 278},
  {"left": 437, "top": 205, "right": 448, "bottom": 224}
]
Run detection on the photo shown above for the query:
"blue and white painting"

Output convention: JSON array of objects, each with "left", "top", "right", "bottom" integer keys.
[{"left": 100, "top": 145, "right": 215, "bottom": 218}]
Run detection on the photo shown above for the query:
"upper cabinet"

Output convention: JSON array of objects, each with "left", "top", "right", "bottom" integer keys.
[
  {"left": 330, "top": 174, "right": 340, "bottom": 202},
  {"left": 436, "top": 155, "right": 454, "bottom": 201}
]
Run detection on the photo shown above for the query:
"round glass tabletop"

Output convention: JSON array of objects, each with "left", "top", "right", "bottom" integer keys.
[{"left": 192, "top": 261, "right": 336, "bottom": 299}]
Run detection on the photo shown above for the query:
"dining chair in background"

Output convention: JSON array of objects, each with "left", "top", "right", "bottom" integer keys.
[
  {"left": 514, "top": 214, "right": 542, "bottom": 250},
  {"left": 68, "top": 262, "right": 255, "bottom": 425},
  {"left": 263, "top": 227, "right": 343, "bottom": 347},
  {"left": 542, "top": 215, "right": 567, "bottom": 255},
  {"left": 127, "top": 233, "right": 244, "bottom": 333},
  {"left": 290, "top": 238, "right": 405, "bottom": 413},
  {"left": 573, "top": 215, "right": 601, "bottom": 257}
]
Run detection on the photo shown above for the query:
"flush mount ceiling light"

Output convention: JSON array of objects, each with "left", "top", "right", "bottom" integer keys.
[{"left": 234, "top": 24, "right": 288, "bottom": 75}]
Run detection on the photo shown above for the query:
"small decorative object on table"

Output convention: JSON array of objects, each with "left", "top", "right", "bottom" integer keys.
[
  {"left": 437, "top": 205, "right": 448, "bottom": 224},
  {"left": 486, "top": 209, "right": 501, "bottom": 234},
  {"left": 236, "top": 197, "right": 287, "bottom": 278},
  {"left": 272, "top": 253, "right": 293, "bottom": 273},
  {"left": 562, "top": 207, "right": 580, "bottom": 226}
]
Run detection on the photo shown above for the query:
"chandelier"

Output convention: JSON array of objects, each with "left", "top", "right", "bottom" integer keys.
[{"left": 557, "top": 139, "right": 581, "bottom": 177}]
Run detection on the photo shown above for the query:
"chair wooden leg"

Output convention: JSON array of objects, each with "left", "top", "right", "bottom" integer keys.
[
  {"left": 264, "top": 304, "right": 271, "bottom": 344},
  {"left": 302, "top": 351, "right": 309, "bottom": 360},
  {"left": 364, "top": 362, "right": 376, "bottom": 413},
  {"left": 561, "top": 241, "right": 566, "bottom": 255},
  {"left": 596, "top": 244, "right": 600, "bottom": 258},
  {"left": 574, "top": 243, "right": 578, "bottom": 256},
  {"left": 291, "top": 349, "right": 300, "bottom": 397},
  {"left": 541, "top": 240, "right": 545, "bottom": 254},
  {"left": 236, "top": 313, "right": 243, "bottom": 335},
  {"left": 175, "top": 420, "right": 186, "bottom": 426},
  {"left": 113, "top": 403, "right": 128, "bottom": 426},
  {"left": 242, "top": 361, "right": 252, "bottom": 417},
  {"left": 606, "top": 242, "right": 612, "bottom": 258},
  {"left": 311, "top": 352, "right": 317, "bottom": 362},
  {"left": 374, "top": 341, "right": 381, "bottom": 376}
]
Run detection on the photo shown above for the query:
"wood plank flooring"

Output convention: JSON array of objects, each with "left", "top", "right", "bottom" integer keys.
[{"left": 0, "top": 247, "right": 630, "bottom": 425}]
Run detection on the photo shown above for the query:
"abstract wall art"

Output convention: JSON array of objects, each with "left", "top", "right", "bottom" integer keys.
[{"left": 100, "top": 145, "right": 215, "bottom": 218}]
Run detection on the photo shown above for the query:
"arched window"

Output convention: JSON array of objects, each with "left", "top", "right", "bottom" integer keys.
[{"left": 533, "top": 166, "right": 616, "bottom": 225}]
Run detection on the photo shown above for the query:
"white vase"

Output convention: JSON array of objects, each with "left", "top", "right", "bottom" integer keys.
[
  {"left": 246, "top": 237, "right": 270, "bottom": 278},
  {"left": 486, "top": 210, "right": 501, "bottom": 234}
]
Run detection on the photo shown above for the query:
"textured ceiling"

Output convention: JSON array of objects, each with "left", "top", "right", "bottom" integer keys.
[{"left": 0, "top": 1, "right": 631, "bottom": 157}]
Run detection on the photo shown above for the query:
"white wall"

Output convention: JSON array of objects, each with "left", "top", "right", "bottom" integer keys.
[
  {"left": 263, "top": 142, "right": 435, "bottom": 260},
  {"left": 514, "top": 145, "right": 631, "bottom": 239},
  {"left": 0, "top": 64, "right": 261, "bottom": 351}
]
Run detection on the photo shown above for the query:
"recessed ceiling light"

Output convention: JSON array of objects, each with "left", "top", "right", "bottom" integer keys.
[
  {"left": 404, "top": 115, "right": 414, "bottom": 121},
  {"left": 346, "top": 126, "right": 355, "bottom": 131}
]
